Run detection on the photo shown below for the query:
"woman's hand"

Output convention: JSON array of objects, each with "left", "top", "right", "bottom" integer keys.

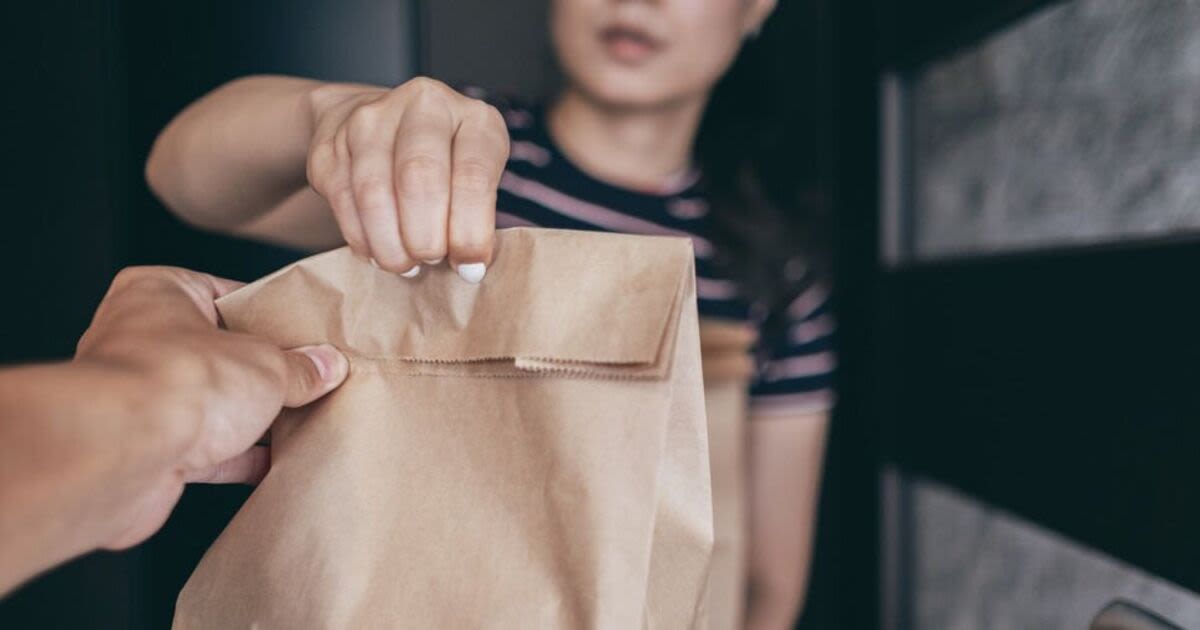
[{"left": 306, "top": 77, "right": 510, "bottom": 282}]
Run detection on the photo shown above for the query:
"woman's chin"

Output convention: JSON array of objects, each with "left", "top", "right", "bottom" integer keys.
[{"left": 575, "top": 72, "right": 695, "bottom": 112}]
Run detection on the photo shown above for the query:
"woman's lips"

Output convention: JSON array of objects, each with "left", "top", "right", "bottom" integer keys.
[{"left": 599, "top": 25, "right": 664, "bottom": 65}]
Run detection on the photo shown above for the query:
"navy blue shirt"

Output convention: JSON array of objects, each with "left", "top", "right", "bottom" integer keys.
[{"left": 473, "top": 90, "right": 835, "bottom": 417}]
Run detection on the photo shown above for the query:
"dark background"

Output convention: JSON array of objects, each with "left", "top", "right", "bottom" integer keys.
[{"left": 5, "top": 0, "right": 1198, "bottom": 628}]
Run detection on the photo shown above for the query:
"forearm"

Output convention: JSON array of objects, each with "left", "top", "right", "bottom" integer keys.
[
  {"left": 0, "top": 362, "right": 176, "bottom": 595},
  {"left": 744, "top": 412, "right": 830, "bottom": 630},
  {"left": 145, "top": 75, "right": 376, "bottom": 234}
]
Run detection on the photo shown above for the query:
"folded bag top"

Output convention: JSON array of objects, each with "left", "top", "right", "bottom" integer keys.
[{"left": 216, "top": 227, "right": 693, "bottom": 378}]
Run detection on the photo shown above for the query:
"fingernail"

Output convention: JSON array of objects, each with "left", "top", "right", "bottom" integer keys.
[
  {"left": 298, "top": 344, "right": 346, "bottom": 382},
  {"left": 457, "top": 262, "right": 486, "bottom": 283},
  {"left": 369, "top": 258, "right": 380, "bottom": 269},
  {"left": 423, "top": 257, "right": 444, "bottom": 265},
  {"left": 400, "top": 265, "right": 421, "bottom": 278}
]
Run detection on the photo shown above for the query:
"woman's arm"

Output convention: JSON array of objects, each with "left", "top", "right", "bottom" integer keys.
[
  {"left": 146, "top": 75, "right": 351, "bottom": 249},
  {"left": 743, "top": 411, "right": 830, "bottom": 630},
  {"left": 146, "top": 75, "right": 509, "bottom": 280}
]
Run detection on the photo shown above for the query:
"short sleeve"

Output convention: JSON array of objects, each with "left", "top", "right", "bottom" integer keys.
[{"left": 748, "top": 282, "right": 836, "bottom": 418}]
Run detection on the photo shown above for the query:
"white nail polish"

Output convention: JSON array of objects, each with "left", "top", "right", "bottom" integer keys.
[
  {"left": 457, "top": 262, "right": 486, "bottom": 284},
  {"left": 400, "top": 265, "right": 421, "bottom": 278},
  {"left": 423, "top": 257, "right": 444, "bottom": 265}
]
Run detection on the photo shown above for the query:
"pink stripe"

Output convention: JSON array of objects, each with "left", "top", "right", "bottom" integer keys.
[
  {"left": 750, "top": 390, "right": 836, "bottom": 416},
  {"left": 496, "top": 210, "right": 536, "bottom": 228},
  {"left": 764, "top": 351, "right": 836, "bottom": 381},
  {"left": 667, "top": 198, "right": 709, "bottom": 219},
  {"left": 509, "top": 140, "right": 551, "bottom": 167},
  {"left": 791, "top": 313, "right": 836, "bottom": 344},
  {"left": 657, "top": 168, "right": 701, "bottom": 195},
  {"left": 696, "top": 277, "right": 738, "bottom": 300},
  {"left": 500, "top": 171, "right": 714, "bottom": 257},
  {"left": 504, "top": 109, "right": 533, "bottom": 128},
  {"left": 788, "top": 283, "right": 830, "bottom": 319}
]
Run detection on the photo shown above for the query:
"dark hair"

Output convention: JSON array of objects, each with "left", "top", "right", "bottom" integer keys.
[{"left": 694, "top": 2, "right": 831, "bottom": 329}]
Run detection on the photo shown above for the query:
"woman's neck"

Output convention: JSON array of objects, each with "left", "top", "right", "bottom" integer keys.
[{"left": 546, "top": 87, "right": 706, "bottom": 193}]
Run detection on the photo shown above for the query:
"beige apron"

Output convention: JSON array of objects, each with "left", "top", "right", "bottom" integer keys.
[{"left": 699, "top": 320, "right": 758, "bottom": 630}]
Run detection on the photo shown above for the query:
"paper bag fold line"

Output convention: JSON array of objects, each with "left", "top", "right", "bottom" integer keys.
[{"left": 216, "top": 228, "right": 693, "bottom": 371}]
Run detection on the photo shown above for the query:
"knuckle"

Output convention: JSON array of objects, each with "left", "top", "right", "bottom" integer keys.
[
  {"left": 328, "top": 183, "right": 356, "bottom": 210},
  {"left": 352, "top": 176, "right": 394, "bottom": 209},
  {"left": 402, "top": 76, "right": 445, "bottom": 97},
  {"left": 112, "top": 265, "right": 157, "bottom": 286},
  {"left": 489, "top": 113, "right": 511, "bottom": 150},
  {"left": 452, "top": 160, "right": 496, "bottom": 196},
  {"left": 481, "top": 102, "right": 506, "bottom": 127},
  {"left": 108, "top": 266, "right": 174, "bottom": 298},
  {"left": 345, "top": 104, "right": 386, "bottom": 143},
  {"left": 470, "top": 103, "right": 510, "bottom": 146},
  {"left": 467, "top": 99, "right": 496, "bottom": 122},
  {"left": 110, "top": 266, "right": 145, "bottom": 290},
  {"left": 307, "top": 141, "right": 337, "bottom": 186},
  {"left": 395, "top": 155, "right": 446, "bottom": 195},
  {"left": 348, "top": 101, "right": 384, "bottom": 127},
  {"left": 401, "top": 77, "right": 454, "bottom": 112},
  {"left": 332, "top": 127, "right": 351, "bottom": 158}
]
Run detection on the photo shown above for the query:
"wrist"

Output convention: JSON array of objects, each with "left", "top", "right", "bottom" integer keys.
[
  {"left": 306, "top": 81, "right": 386, "bottom": 129},
  {"left": 0, "top": 362, "right": 185, "bottom": 593},
  {"left": 67, "top": 357, "right": 201, "bottom": 470}
]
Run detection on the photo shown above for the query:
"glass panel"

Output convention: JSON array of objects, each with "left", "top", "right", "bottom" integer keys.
[{"left": 909, "top": 0, "right": 1200, "bottom": 259}]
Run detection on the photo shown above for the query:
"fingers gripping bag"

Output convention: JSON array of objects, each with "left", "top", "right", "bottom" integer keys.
[{"left": 172, "top": 228, "right": 714, "bottom": 629}]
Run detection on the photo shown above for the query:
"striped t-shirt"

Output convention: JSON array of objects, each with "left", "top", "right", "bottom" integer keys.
[{"left": 475, "top": 92, "right": 835, "bottom": 418}]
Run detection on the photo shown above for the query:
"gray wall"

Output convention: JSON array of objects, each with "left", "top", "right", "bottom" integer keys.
[
  {"left": 904, "top": 477, "right": 1200, "bottom": 629},
  {"left": 910, "top": 0, "right": 1200, "bottom": 259},
  {"left": 235, "top": 0, "right": 415, "bottom": 85},
  {"left": 425, "top": 0, "right": 556, "bottom": 101}
]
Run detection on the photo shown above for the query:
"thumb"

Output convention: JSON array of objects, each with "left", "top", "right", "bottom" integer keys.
[{"left": 281, "top": 344, "right": 350, "bottom": 407}]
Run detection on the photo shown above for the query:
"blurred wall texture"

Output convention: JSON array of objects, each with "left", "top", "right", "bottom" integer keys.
[{"left": 911, "top": 0, "right": 1200, "bottom": 258}]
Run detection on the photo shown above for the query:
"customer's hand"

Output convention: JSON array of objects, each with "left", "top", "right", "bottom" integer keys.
[
  {"left": 73, "top": 266, "right": 349, "bottom": 549},
  {"left": 306, "top": 77, "right": 509, "bottom": 282}
]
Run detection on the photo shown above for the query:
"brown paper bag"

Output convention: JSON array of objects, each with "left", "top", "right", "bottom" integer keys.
[
  {"left": 697, "top": 321, "right": 758, "bottom": 630},
  {"left": 172, "top": 227, "right": 713, "bottom": 629}
]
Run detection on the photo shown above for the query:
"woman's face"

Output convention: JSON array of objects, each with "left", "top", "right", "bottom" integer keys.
[{"left": 550, "top": 0, "right": 776, "bottom": 110}]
